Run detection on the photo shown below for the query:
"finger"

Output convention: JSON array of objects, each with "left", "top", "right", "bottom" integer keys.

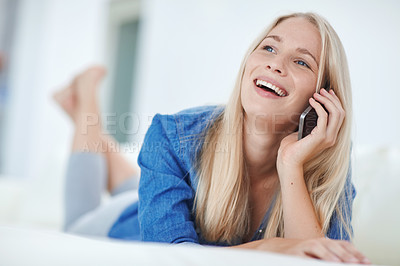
[
  {"left": 324, "top": 240, "right": 362, "bottom": 264},
  {"left": 339, "top": 241, "right": 371, "bottom": 264},
  {"left": 303, "top": 241, "right": 342, "bottom": 262},
  {"left": 320, "top": 88, "right": 343, "bottom": 112},
  {"left": 322, "top": 90, "right": 346, "bottom": 125},
  {"left": 313, "top": 91, "right": 340, "bottom": 122},
  {"left": 327, "top": 89, "right": 346, "bottom": 112},
  {"left": 328, "top": 90, "right": 347, "bottom": 125},
  {"left": 321, "top": 89, "right": 346, "bottom": 124},
  {"left": 313, "top": 92, "right": 344, "bottom": 144},
  {"left": 309, "top": 97, "right": 328, "bottom": 134},
  {"left": 313, "top": 90, "right": 341, "bottom": 119}
]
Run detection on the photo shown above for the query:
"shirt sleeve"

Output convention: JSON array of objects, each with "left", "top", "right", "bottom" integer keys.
[
  {"left": 137, "top": 114, "right": 199, "bottom": 244},
  {"left": 326, "top": 160, "right": 356, "bottom": 241}
]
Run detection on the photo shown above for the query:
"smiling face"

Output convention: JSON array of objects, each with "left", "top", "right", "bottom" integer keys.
[{"left": 241, "top": 17, "right": 322, "bottom": 134}]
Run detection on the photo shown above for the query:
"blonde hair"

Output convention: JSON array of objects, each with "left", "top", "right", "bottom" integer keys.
[{"left": 194, "top": 12, "right": 353, "bottom": 244}]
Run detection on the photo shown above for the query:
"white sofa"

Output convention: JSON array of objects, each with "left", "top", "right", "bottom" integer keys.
[
  {"left": 0, "top": 146, "right": 399, "bottom": 265},
  {"left": 352, "top": 146, "right": 400, "bottom": 265},
  {"left": 0, "top": 225, "right": 362, "bottom": 266}
]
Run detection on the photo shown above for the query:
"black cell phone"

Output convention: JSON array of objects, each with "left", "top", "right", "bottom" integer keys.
[
  {"left": 298, "top": 105, "right": 318, "bottom": 140},
  {"left": 298, "top": 88, "right": 331, "bottom": 140}
]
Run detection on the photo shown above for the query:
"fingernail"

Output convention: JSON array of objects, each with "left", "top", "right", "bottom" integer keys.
[
  {"left": 362, "top": 257, "right": 371, "bottom": 264},
  {"left": 330, "top": 89, "right": 335, "bottom": 94},
  {"left": 349, "top": 257, "right": 359, "bottom": 264},
  {"left": 321, "top": 88, "right": 326, "bottom": 93}
]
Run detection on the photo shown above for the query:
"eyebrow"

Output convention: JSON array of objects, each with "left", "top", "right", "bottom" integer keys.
[
  {"left": 266, "top": 35, "right": 281, "bottom": 42},
  {"left": 296, "top": 47, "right": 318, "bottom": 67},
  {"left": 265, "top": 35, "right": 319, "bottom": 67}
]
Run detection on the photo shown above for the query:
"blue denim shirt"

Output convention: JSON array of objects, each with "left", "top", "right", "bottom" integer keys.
[{"left": 108, "top": 105, "right": 355, "bottom": 245}]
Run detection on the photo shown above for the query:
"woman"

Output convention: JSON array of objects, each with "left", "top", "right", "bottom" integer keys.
[{"left": 55, "top": 12, "right": 369, "bottom": 264}]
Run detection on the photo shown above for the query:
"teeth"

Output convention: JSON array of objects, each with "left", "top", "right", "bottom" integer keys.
[{"left": 256, "top": 79, "right": 287, "bottom": 97}]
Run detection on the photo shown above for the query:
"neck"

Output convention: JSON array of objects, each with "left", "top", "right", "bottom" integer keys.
[{"left": 243, "top": 114, "right": 287, "bottom": 184}]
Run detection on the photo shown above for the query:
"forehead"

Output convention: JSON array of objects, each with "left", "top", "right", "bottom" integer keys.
[{"left": 267, "top": 17, "right": 321, "bottom": 60}]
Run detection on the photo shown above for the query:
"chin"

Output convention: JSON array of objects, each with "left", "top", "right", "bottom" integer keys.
[{"left": 242, "top": 97, "right": 282, "bottom": 118}]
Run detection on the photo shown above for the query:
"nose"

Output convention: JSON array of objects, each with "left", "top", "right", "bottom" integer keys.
[{"left": 266, "top": 57, "right": 286, "bottom": 75}]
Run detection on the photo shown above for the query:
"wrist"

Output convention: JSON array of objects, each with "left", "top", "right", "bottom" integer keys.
[
  {"left": 277, "top": 165, "right": 305, "bottom": 189},
  {"left": 277, "top": 151, "right": 305, "bottom": 173},
  {"left": 277, "top": 162, "right": 303, "bottom": 177}
]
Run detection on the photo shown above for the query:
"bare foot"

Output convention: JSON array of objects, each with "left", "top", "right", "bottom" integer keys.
[
  {"left": 56, "top": 65, "right": 137, "bottom": 194},
  {"left": 53, "top": 65, "right": 106, "bottom": 122},
  {"left": 73, "top": 66, "right": 106, "bottom": 110},
  {"left": 53, "top": 84, "right": 77, "bottom": 120}
]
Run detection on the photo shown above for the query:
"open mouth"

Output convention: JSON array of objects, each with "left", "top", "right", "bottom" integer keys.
[{"left": 254, "top": 79, "right": 287, "bottom": 97}]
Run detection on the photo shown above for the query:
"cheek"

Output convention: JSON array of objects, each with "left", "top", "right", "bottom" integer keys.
[
  {"left": 241, "top": 61, "right": 255, "bottom": 101},
  {"left": 240, "top": 70, "right": 258, "bottom": 116},
  {"left": 289, "top": 72, "right": 318, "bottom": 113},
  {"left": 240, "top": 80, "right": 251, "bottom": 112},
  {"left": 242, "top": 54, "right": 264, "bottom": 91},
  {"left": 244, "top": 53, "right": 263, "bottom": 75},
  {"left": 292, "top": 71, "right": 317, "bottom": 97}
]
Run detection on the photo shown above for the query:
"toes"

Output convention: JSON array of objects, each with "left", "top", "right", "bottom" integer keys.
[{"left": 52, "top": 88, "right": 68, "bottom": 103}]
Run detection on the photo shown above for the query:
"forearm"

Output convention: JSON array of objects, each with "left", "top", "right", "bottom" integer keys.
[
  {"left": 279, "top": 166, "right": 323, "bottom": 239},
  {"left": 229, "top": 237, "right": 370, "bottom": 264}
]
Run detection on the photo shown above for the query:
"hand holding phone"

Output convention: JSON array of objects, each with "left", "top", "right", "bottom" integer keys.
[{"left": 298, "top": 90, "right": 330, "bottom": 140}]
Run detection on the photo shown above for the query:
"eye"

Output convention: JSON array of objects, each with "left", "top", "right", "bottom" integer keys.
[
  {"left": 296, "top": 60, "right": 310, "bottom": 69},
  {"left": 263, "top": 45, "right": 275, "bottom": 53}
]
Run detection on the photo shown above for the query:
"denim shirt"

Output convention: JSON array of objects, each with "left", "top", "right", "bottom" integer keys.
[{"left": 108, "top": 105, "right": 356, "bottom": 245}]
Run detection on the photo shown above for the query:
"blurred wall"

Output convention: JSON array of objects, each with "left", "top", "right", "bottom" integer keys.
[
  {"left": 1, "top": 0, "right": 108, "bottom": 178},
  {"left": 1, "top": 0, "right": 400, "bottom": 180}
]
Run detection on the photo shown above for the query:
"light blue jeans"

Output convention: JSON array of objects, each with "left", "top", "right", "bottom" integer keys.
[{"left": 64, "top": 153, "right": 138, "bottom": 237}]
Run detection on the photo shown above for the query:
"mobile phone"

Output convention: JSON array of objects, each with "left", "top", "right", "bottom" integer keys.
[
  {"left": 298, "top": 105, "right": 318, "bottom": 140},
  {"left": 298, "top": 92, "right": 331, "bottom": 140}
]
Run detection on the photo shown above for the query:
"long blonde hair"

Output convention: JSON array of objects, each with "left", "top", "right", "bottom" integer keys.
[{"left": 194, "top": 12, "right": 353, "bottom": 244}]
